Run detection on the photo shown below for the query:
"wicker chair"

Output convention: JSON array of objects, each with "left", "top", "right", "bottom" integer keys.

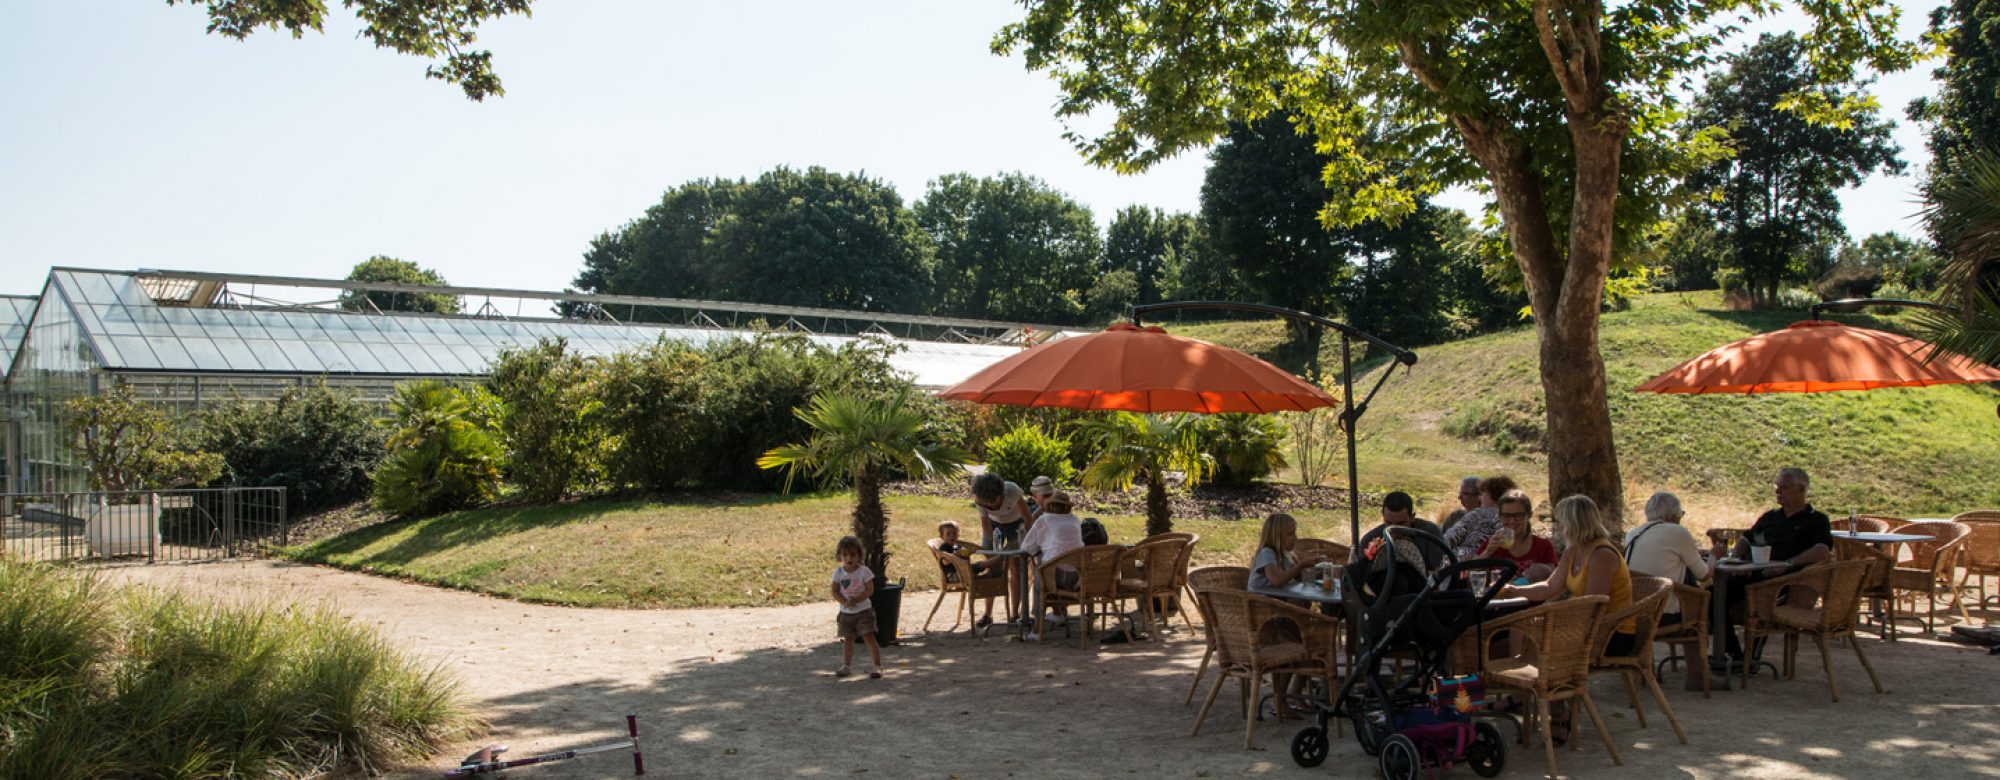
[
  {"left": 1295, "top": 537, "right": 1351, "bottom": 566},
  {"left": 1191, "top": 588, "right": 1342, "bottom": 749},
  {"left": 1168, "top": 532, "right": 1202, "bottom": 629},
  {"left": 1950, "top": 512, "right": 2000, "bottom": 609},
  {"left": 1741, "top": 559, "right": 1885, "bottom": 701},
  {"left": 1887, "top": 521, "right": 1974, "bottom": 631},
  {"left": 1184, "top": 566, "right": 1249, "bottom": 705},
  {"left": 1588, "top": 576, "right": 1687, "bottom": 744},
  {"left": 1468, "top": 596, "right": 1619, "bottom": 779},
  {"left": 1036, "top": 544, "right": 1127, "bottom": 647},
  {"left": 1851, "top": 516, "right": 1897, "bottom": 533},
  {"left": 1116, "top": 538, "right": 1186, "bottom": 639},
  {"left": 1652, "top": 583, "right": 1713, "bottom": 697},
  {"left": 1833, "top": 538, "right": 1901, "bottom": 640},
  {"left": 922, "top": 542, "right": 1011, "bottom": 636}
]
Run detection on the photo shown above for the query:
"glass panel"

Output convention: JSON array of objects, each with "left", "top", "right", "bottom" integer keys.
[
  {"left": 335, "top": 341, "right": 385, "bottom": 373},
  {"left": 306, "top": 339, "right": 350, "bottom": 372},
  {"left": 106, "top": 336, "right": 162, "bottom": 370},
  {"left": 212, "top": 338, "right": 262, "bottom": 371},
  {"left": 176, "top": 335, "right": 229, "bottom": 370},
  {"left": 275, "top": 340, "right": 322, "bottom": 372},
  {"left": 362, "top": 341, "right": 416, "bottom": 374}
]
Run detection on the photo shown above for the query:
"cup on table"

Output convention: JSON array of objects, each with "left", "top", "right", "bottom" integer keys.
[
  {"left": 1750, "top": 545, "right": 1772, "bottom": 564},
  {"left": 1468, "top": 569, "right": 1489, "bottom": 594}
]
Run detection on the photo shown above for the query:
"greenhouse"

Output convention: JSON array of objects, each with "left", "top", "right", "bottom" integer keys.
[{"left": 2, "top": 268, "right": 1052, "bottom": 496}]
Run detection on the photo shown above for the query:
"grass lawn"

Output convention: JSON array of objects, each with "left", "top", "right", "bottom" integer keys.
[{"left": 288, "top": 492, "right": 1357, "bottom": 609}]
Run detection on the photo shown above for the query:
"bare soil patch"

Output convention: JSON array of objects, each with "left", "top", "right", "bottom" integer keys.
[{"left": 97, "top": 561, "right": 1999, "bottom": 779}]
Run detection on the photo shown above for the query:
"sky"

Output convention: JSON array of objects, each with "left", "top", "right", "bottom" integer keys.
[{"left": 0, "top": 1, "right": 1951, "bottom": 301}]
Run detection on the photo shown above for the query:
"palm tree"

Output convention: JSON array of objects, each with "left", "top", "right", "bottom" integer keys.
[
  {"left": 1201, "top": 413, "right": 1290, "bottom": 486},
  {"left": 1915, "top": 149, "right": 2000, "bottom": 365},
  {"left": 758, "top": 391, "right": 970, "bottom": 580},
  {"left": 1080, "top": 412, "right": 1212, "bottom": 536}
]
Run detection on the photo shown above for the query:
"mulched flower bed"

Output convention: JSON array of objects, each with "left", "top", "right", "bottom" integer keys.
[{"left": 885, "top": 479, "right": 1372, "bottom": 521}]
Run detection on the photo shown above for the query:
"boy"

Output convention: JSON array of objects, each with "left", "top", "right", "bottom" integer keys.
[
  {"left": 933, "top": 520, "right": 1005, "bottom": 627},
  {"left": 831, "top": 536, "right": 883, "bottom": 679}
]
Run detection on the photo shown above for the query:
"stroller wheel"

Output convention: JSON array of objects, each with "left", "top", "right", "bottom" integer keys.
[
  {"left": 1289, "top": 726, "right": 1330, "bottom": 768},
  {"left": 1378, "top": 734, "right": 1422, "bottom": 780},
  {"left": 1466, "top": 721, "right": 1507, "bottom": 778}
]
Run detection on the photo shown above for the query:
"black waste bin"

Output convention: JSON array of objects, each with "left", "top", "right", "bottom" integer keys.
[{"left": 870, "top": 579, "right": 904, "bottom": 646}]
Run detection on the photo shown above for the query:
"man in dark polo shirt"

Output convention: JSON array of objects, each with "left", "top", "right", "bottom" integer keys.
[{"left": 1717, "top": 467, "right": 1832, "bottom": 662}]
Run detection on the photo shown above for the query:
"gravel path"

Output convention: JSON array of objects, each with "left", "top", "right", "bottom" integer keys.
[{"left": 100, "top": 561, "right": 2000, "bottom": 779}]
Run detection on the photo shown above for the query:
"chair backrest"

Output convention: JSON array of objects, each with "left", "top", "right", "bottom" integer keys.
[
  {"left": 1893, "top": 521, "right": 1972, "bottom": 572},
  {"left": 929, "top": 544, "right": 972, "bottom": 590},
  {"left": 1668, "top": 583, "right": 1709, "bottom": 627},
  {"left": 1186, "top": 565, "right": 1247, "bottom": 637},
  {"left": 1139, "top": 531, "right": 1195, "bottom": 546},
  {"left": 1170, "top": 533, "right": 1202, "bottom": 589},
  {"left": 1832, "top": 538, "right": 1894, "bottom": 590},
  {"left": 1957, "top": 518, "right": 2000, "bottom": 572},
  {"left": 1200, "top": 587, "right": 1256, "bottom": 666},
  {"left": 1852, "top": 516, "right": 1895, "bottom": 533},
  {"left": 1951, "top": 510, "right": 2000, "bottom": 524},
  {"left": 1597, "top": 577, "right": 1671, "bottom": 661},
  {"left": 1817, "top": 559, "right": 1875, "bottom": 633},
  {"left": 1068, "top": 544, "right": 1128, "bottom": 599},
  {"left": 1296, "top": 537, "right": 1351, "bottom": 565},
  {"left": 1130, "top": 538, "right": 1184, "bottom": 588},
  {"left": 1508, "top": 595, "right": 1608, "bottom": 693}
]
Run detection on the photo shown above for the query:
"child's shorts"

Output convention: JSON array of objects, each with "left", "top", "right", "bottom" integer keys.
[{"left": 837, "top": 608, "right": 879, "bottom": 640}]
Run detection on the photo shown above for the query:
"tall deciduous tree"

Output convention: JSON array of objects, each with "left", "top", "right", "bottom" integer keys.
[
  {"left": 1104, "top": 206, "right": 1201, "bottom": 308},
  {"left": 916, "top": 172, "right": 1102, "bottom": 323},
  {"left": 1689, "top": 34, "right": 1904, "bottom": 308},
  {"left": 1910, "top": 0, "right": 2000, "bottom": 227},
  {"left": 340, "top": 256, "right": 462, "bottom": 314},
  {"left": 997, "top": 1, "right": 1916, "bottom": 517},
  {"left": 567, "top": 179, "right": 744, "bottom": 309},
  {"left": 166, "top": 0, "right": 534, "bottom": 100}
]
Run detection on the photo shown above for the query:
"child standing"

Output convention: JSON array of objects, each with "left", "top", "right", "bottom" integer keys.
[{"left": 831, "top": 536, "right": 883, "bottom": 679}]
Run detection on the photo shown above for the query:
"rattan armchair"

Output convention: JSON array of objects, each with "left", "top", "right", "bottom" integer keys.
[
  {"left": 923, "top": 542, "right": 1011, "bottom": 636},
  {"left": 1036, "top": 544, "right": 1127, "bottom": 647},
  {"left": 1741, "top": 559, "right": 1885, "bottom": 701},
  {"left": 1851, "top": 516, "right": 1897, "bottom": 533},
  {"left": 1467, "top": 596, "right": 1619, "bottom": 779},
  {"left": 1169, "top": 532, "right": 1202, "bottom": 629},
  {"left": 1295, "top": 537, "right": 1351, "bottom": 567},
  {"left": 1116, "top": 538, "right": 1186, "bottom": 639},
  {"left": 1888, "top": 521, "right": 1974, "bottom": 631},
  {"left": 1185, "top": 566, "right": 1249, "bottom": 705},
  {"left": 1950, "top": 512, "right": 2000, "bottom": 609},
  {"left": 1191, "top": 588, "right": 1341, "bottom": 749},
  {"left": 1588, "top": 576, "right": 1687, "bottom": 744},
  {"left": 1833, "top": 538, "right": 1900, "bottom": 640},
  {"left": 1652, "top": 583, "right": 1713, "bottom": 697}
]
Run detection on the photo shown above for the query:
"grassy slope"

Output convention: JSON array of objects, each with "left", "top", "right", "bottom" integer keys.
[
  {"left": 298, "top": 291, "right": 2000, "bottom": 608},
  {"left": 290, "top": 494, "right": 1348, "bottom": 609}
]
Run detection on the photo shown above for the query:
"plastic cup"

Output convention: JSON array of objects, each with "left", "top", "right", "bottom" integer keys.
[
  {"left": 1750, "top": 546, "right": 1772, "bottom": 564},
  {"left": 1469, "top": 570, "right": 1489, "bottom": 594}
]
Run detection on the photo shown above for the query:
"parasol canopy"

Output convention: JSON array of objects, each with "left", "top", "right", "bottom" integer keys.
[
  {"left": 1634, "top": 319, "right": 2000, "bottom": 394},
  {"left": 938, "top": 322, "right": 1336, "bottom": 413}
]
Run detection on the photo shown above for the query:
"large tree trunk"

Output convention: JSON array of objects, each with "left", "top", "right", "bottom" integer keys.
[
  {"left": 852, "top": 467, "right": 891, "bottom": 580},
  {"left": 1145, "top": 475, "right": 1173, "bottom": 536}
]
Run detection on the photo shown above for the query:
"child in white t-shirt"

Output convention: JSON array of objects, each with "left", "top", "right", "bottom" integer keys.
[{"left": 830, "top": 536, "right": 882, "bottom": 679}]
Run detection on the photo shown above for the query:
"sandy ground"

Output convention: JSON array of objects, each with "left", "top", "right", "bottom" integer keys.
[{"left": 99, "top": 561, "right": 2000, "bottom": 780}]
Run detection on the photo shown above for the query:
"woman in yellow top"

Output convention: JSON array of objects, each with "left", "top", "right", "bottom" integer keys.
[{"left": 1498, "top": 494, "right": 1633, "bottom": 743}]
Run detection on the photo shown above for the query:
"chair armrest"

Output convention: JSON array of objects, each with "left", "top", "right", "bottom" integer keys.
[
  {"left": 1245, "top": 594, "right": 1342, "bottom": 661},
  {"left": 1670, "top": 583, "right": 1710, "bottom": 624},
  {"left": 1744, "top": 565, "right": 1829, "bottom": 620}
]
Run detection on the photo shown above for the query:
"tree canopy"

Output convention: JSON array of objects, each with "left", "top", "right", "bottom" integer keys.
[
  {"left": 166, "top": 0, "right": 533, "bottom": 100},
  {"left": 914, "top": 172, "right": 1100, "bottom": 323},
  {"left": 1911, "top": 0, "right": 2000, "bottom": 221},
  {"left": 1689, "top": 33, "right": 1903, "bottom": 309},
  {"left": 998, "top": 0, "right": 1918, "bottom": 516},
  {"left": 340, "top": 256, "right": 462, "bottom": 314}
]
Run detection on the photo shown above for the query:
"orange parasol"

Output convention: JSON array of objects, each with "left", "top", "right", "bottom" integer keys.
[
  {"left": 939, "top": 322, "right": 1338, "bottom": 413},
  {"left": 1635, "top": 319, "right": 2000, "bottom": 394}
]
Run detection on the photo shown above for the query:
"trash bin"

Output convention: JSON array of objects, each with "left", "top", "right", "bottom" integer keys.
[{"left": 870, "top": 579, "right": 904, "bottom": 646}]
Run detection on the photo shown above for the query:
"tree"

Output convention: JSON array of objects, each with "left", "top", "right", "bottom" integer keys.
[
  {"left": 64, "top": 384, "right": 223, "bottom": 493},
  {"left": 1104, "top": 206, "right": 1201, "bottom": 308},
  {"left": 758, "top": 391, "right": 972, "bottom": 581},
  {"left": 1079, "top": 412, "right": 1210, "bottom": 536},
  {"left": 488, "top": 338, "right": 605, "bottom": 504},
  {"left": 1688, "top": 34, "right": 1904, "bottom": 308},
  {"left": 997, "top": 1, "right": 1916, "bottom": 518},
  {"left": 166, "top": 0, "right": 533, "bottom": 100},
  {"left": 565, "top": 179, "right": 744, "bottom": 314},
  {"left": 1914, "top": 149, "right": 2000, "bottom": 365},
  {"left": 195, "top": 382, "right": 385, "bottom": 514},
  {"left": 1838, "top": 232, "right": 1944, "bottom": 293},
  {"left": 339, "top": 256, "right": 463, "bottom": 314},
  {"left": 1910, "top": 0, "right": 2000, "bottom": 227},
  {"left": 915, "top": 172, "right": 1101, "bottom": 323}
]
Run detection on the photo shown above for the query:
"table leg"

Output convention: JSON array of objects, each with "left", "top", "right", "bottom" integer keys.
[{"left": 1708, "top": 572, "right": 1735, "bottom": 691}]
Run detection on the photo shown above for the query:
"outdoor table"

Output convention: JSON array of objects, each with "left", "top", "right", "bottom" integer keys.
[
  {"left": 976, "top": 548, "right": 1033, "bottom": 636},
  {"left": 1831, "top": 530, "right": 1933, "bottom": 544},
  {"left": 1710, "top": 558, "right": 1790, "bottom": 688},
  {"left": 1252, "top": 580, "right": 1346, "bottom": 607}
]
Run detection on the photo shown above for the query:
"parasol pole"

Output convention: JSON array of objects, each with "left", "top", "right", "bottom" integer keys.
[{"left": 1131, "top": 301, "right": 1417, "bottom": 550}]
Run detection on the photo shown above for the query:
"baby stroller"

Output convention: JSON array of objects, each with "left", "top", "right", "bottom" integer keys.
[{"left": 1289, "top": 526, "right": 1518, "bottom": 779}]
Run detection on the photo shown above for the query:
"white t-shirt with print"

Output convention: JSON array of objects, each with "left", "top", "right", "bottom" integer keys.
[{"left": 832, "top": 565, "right": 874, "bottom": 614}]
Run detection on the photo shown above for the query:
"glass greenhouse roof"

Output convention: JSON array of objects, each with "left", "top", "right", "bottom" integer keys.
[
  {"left": 29, "top": 270, "right": 1019, "bottom": 388},
  {"left": 0, "top": 295, "right": 34, "bottom": 379}
]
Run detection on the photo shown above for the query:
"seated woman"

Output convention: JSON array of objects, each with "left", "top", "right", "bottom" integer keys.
[
  {"left": 1442, "top": 475, "right": 1517, "bottom": 561},
  {"left": 1499, "top": 494, "right": 1633, "bottom": 743},
  {"left": 1623, "top": 492, "right": 1711, "bottom": 690},
  {"left": 1474, "top": 489, "right": 1557, "bottom": 583}
]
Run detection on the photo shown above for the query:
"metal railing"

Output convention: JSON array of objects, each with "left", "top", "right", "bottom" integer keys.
[{"left": 1, "top": 487, "right": 287, "bottom": 564}]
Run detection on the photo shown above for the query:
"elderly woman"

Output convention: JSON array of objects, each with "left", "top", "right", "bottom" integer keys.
[
  {"left": 1622, "top": 492, "right": 1711, "bottom": 689},
  {"left": 1474, "top": 490, "right": 1557, "bottom": 582},
  {"left": 1500, "top": 495, "right": 1633, "bottom": 745},
  {"left": 1442, "top": 475, "right": 1517, "bottom": 561}
]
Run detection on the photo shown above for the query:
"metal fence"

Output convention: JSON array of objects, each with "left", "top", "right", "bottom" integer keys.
[{"left": 1, "top": 487, "right": 287, "bottom": 564}]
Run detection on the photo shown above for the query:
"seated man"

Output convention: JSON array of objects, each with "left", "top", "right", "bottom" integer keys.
[
  {"left": 1352, "top": 491, "right": 1445, "bottom": 573},
  {"left": 1716, "top": 467, "right": 1832, "bottom": 661}
]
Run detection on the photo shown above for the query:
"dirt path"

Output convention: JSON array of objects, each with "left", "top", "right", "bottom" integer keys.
[{"left": 101, "top": 561, "right": 2000, "bottom": 779}]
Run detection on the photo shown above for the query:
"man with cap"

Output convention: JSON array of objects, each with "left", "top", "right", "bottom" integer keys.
[{"left": 1020, "top": 490, "right": 1086, "bottom": 641}]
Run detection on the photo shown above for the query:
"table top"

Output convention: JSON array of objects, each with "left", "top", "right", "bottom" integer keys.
[
  {"left": 1831, "top": 530, "right": 1933, "bottom": 544},
  {"left": 1251, "top": 581, "right": 1345, "bottom": 605},
  {"left": 1713, "top": 559, "right": 1791, "bottom": 574},
  {"left": 975, "top": 548, "right": 1032, "bottom": 557}
]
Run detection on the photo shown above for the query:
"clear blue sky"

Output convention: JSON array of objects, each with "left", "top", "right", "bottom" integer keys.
[{"left": 0, "top": 1, "right": 1947, "bottom": 299}]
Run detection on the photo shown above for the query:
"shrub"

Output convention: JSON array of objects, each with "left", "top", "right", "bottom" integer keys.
[
  {"left": 1198, "top": 413, "right": 1289, "bottom": 485},
  {"left": 371, "top": 381, "right": 504, "bottom": 518},
  {"left": 63, "top": 383, "right": 223, "bottom": 493},
  {"left": 1816, "top": 263, "right": 1884, "bottom": 301},
  {"left": 599, "top": 339, "right": 709, "bottom": 492},
  {"left": 489, "top": 338, "right": 607, "bottom": 503},
  {"left": 981, "top": 425, "right": 1076, "bottom": 487},
  {"left": 1776, "top": 287, "right": 1819, "bottom": 311},
  {"left": 1872, "top": 283, "right": 1917, "bottom": 314},
  {"left": 0, "top": 558, "right": 471, "bottom": 778},
  {"left": 196, "top": 383, "right": 386, "bottom": 514},
  {"left": 680, "top": 334, "right": 912, "bottom": 492},
  {"left": 1441, "top": 399, "right": 1545, "bottom": 455}
]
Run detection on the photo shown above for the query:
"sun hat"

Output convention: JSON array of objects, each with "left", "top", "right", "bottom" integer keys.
[
  {"left": 1043, "top": 491, "right": 1073, "bottom": 512},
  {"left": 1029, "top": 475, "right": 1056, "bottom": 497}
]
